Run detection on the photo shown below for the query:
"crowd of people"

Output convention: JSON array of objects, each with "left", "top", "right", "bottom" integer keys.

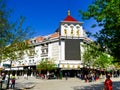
[{"left": 75, "top": 69, "right": 120, "bottom": 83}]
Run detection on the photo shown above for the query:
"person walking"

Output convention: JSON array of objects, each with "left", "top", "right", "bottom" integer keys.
[
  {"left": 65, "top": 72, "right": 68, "bottom": 80},
  {"left": 11, "top": 75, "right": 16, "bottom": 89},
  {"left": 84, "top": 74, "right": 88, "bottom": 83},
  {"left": 1, "top": 73, "right": 6, "bottom": 81},
  {"left": 104, "top": 74, "right": 112, "bottom": 90}
]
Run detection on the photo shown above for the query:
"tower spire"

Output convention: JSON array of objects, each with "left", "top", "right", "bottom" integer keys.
[{"left": 68, "top": 10, "right": 70, "bottom": 16}]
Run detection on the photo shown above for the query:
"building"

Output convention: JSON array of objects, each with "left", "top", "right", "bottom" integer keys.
[{"left": 2, "top": 10, "right": 91, "bottom": 76}]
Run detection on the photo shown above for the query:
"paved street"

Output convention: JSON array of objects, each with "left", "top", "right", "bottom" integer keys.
[{"left": 13, "top": 76, "right": 120, "bottom": 90}]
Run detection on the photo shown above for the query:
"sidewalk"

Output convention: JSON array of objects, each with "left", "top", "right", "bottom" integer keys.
[
  {"left": 30, "top": 77, "right": 120, "bottom": 90},
  {"left": 7, "top": 76, "right": 37, "bottom": 90},
  {"left": 7, "top": 76, "right": 120, "bottom": 90}
]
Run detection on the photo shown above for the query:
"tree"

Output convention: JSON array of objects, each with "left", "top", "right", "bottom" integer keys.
[
  {"left": 80, "top": 0, "right": 120, "bottom": 62},
  {"left": 0, "top": 0, "right": 33, "bottom": 62},
  {"left": 83, "top": 42, "right": 100, "bottom": 67},
  {"left": 82, "top": 42, "right": 113, "bottom": 69},
  {"left": 94, "top": 53, "right": 113, "bottom": 69},
  {"left": 36, "top": 59, "right": 57, "bottom": 73},
  {"left": 0, "top": 0, "right": 33, "bottom": 88}
]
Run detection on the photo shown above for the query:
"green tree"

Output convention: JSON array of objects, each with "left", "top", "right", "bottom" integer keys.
[
  {"left": 80, "top": 0, "right": 120, "bottom": 62},
  {"left": 36, "top": 59, "right": 57, "bottom": 73},
  {"left": 83, "top": 42, "right": 113, "bottom": 69},
  {"left": 95, "top": 53, "right": 113, "bottom": 69},
  {"left": 83, "top": 42, "right": 100, "bottom": 67},
  {"left": 0, "top": 0, "right": 33, "bottom": 63}
]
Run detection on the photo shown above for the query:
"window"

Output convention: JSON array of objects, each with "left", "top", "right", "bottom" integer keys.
[{"left": 64, "top": 29, "right": 67, "bottom": 35}]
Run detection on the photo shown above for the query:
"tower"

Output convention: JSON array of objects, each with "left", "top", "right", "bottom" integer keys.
[
  {"left": 60, "top": 10, "right": 84, "bottom": 38},
  {"left": 58, "top": 10, "right": 86, "bottom": 70}
]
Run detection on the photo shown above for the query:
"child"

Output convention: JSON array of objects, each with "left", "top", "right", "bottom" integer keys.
[{"left": 104, "top": 74, "right": 112, "bottom": 90}]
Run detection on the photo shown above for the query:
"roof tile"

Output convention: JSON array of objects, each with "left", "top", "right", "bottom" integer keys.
[{"left": 36, "top": 36, "right": 43, "bottom": 42}]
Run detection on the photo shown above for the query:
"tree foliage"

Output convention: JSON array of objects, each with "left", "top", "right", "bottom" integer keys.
[
  {"left": 80, "top": 0, "right": 120, "bottom": 62},
  {"left": 83, "top": 42, "right": 99, "bottom": 66},
  {"left": 0, "top": 0, "right": 33, "bottom": 63},
  {"left": 83, "top": 42, "right": 113, "bottom": 69},
  {"left": 36, "top": 59, "right": 57, "bottom": 71},
  {"left": 95, "top": 53, "right": 113, "bottom": 69}
]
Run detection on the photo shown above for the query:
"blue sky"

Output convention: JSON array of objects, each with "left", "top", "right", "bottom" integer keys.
[{"left": 6, "top": 0, "right": 98, "bottom": 38}]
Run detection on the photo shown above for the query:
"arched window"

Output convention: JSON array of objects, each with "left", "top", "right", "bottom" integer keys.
[
  {"left": 70, "top": 26, "right": 74, "bottom": 36},
  {"left": 76, "top": 26, "right": 80, "bottom": 36},
  {"left": 64, "top": 29, "right": 67, "bottom": 35}
]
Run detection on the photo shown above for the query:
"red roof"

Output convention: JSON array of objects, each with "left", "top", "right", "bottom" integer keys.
[
  {"left": 50, "top": 32, "right": 59, "bottom": 38},
  {"left": 64, "top": 15, "right": 78, "bottom": 22},
  {"left": 36, "top": 36, "right": 43, "bottom": 42}
]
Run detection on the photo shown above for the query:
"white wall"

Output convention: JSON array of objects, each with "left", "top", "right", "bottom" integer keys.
[
  {"left": 60, "top": 41, "right": 65, "bottom": 60},
  {"left": 34, "top": 45, "right": 41, "bottom": 64},
  {"left": 50, "top": 42, "right": 60, "bottom": 62}
]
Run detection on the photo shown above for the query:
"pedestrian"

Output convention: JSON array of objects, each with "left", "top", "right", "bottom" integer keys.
[
  {"left": 103, "top": 74, "right": 112, "bottom": 90},
  {"left": 11, "top": 75, "right": 16, "bottom": 89},
  {"left": 65, "top": 72, "right": 68, "bottom": 80},
  {"left": 84, "top": 74, "right": 88, "bottom": 83},
  {"left": 36, "top": 73, "right": 39, "bottom": 79},
  {"left": 2, "top": 72, "right": 6, "bottom": 81},
  {"left": 5, "top": 74, "right": 9, "bottom": 83},
  {"left": 24, "top": 73, "right": 28, "bottom": 80}
]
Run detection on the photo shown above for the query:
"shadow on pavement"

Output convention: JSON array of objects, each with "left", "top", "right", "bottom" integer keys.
[{"left": 74, "top": 81, "right": 120, "bottom": 90}]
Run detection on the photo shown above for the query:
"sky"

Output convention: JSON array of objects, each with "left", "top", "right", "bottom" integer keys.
[{"left": 6, "top": 0, "right": 98, "bottom": 38}]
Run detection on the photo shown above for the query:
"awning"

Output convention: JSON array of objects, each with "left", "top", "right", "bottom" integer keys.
[
  {"left": 3, "top": 64, "right": 11, "bottom": 68},
  {"left": 4, "top": 67, "right": 23, "bottom": 70}
]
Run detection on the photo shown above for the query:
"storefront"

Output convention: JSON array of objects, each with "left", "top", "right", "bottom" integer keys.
[{"left": 59, "top": 63, "right": 83, "bottom": 77}]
